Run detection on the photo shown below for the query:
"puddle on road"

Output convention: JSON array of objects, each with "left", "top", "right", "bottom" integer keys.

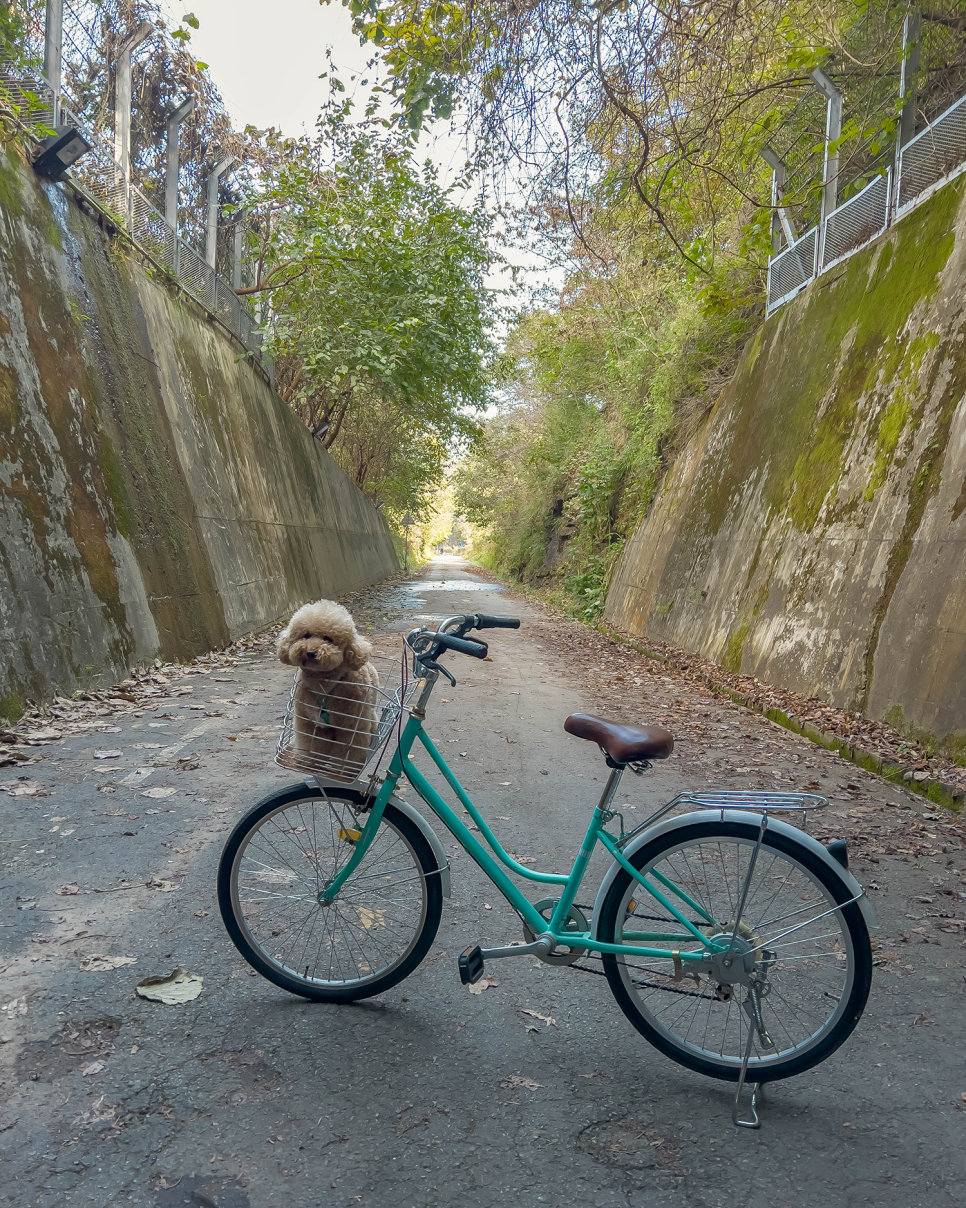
[
  {"left": 416, "top": 580, "right": 505, "bottom": 593},
  {"left": 351, "top": 564, "right": 506, "bottom": 633}
]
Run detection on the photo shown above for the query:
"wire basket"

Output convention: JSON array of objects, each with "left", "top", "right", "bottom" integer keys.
[{"left": 275, "top": 649, "right": 415, "bottom": 783}]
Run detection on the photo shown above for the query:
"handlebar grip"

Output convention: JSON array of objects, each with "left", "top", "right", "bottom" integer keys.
[
  {"left": 473, "top": 614, "right": 520, "bottom": 630},
  {"left": 435, "top": 633, "right": 489, "bottom": 659}
]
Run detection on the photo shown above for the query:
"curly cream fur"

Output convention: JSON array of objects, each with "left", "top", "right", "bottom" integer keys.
[{"left": 278, "top": 600, "right": 379, "bottom": 781}]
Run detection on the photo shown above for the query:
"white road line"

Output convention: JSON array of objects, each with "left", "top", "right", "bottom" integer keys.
[{"left": 120, "top": 720, "right": 213, "bottom": 786}]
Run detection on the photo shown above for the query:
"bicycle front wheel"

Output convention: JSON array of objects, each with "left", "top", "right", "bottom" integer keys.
[
  {"left": 218, "top": 785, "right": 443, "bottom": 1002},
  {"left": 597, "top": 819, "right": 872, "bottom": 1082}
]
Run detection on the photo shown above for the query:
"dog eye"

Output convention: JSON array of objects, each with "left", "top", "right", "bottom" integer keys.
[
  {"left": 322, "top": 636, "right": 332, "bottom": 643},
  {"left": 303, "top": 632, "right": 311, "bottom": 639}
]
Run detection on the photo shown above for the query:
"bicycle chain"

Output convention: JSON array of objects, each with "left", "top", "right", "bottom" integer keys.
[{"left": 567, "top": 905, "right": 711, "bottom": 999}]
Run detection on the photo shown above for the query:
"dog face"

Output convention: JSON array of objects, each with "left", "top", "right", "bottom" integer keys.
[{"left": 278, "top": 600, "right": 372, "bottom": 676}]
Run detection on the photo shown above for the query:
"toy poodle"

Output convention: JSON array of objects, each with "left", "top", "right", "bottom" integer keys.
[{"left": 277, "top": 599, "right": 380, "bottom": 781}]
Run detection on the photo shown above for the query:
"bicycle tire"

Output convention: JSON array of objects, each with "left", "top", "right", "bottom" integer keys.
[
  {"left": 218, "top": 784, "right": 443, "bottom": 1002},
  {"left": 597, "top": 818, "right": 872, "bottom": 1082}
]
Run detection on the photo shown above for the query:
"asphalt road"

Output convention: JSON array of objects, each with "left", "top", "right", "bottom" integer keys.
[{"left": 2, "top": 557, "right": 965, "bottom": 1208}]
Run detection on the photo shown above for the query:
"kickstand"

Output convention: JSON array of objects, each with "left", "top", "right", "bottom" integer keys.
[{"left": 732, "top": 1002, "right": 764, "bottom": 1129}]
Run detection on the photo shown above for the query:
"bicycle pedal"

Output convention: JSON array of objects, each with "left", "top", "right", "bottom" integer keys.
[{"left": 458, "top": 945, "right": 485, "bottom": 985}]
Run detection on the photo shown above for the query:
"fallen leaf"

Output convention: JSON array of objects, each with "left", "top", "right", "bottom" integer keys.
[
  {"left": 467, "top": 976, "right": 499, "bottom": 995},
  {"left": 55, "top": 884, "right": 80, "bottom": 896},
  {"left": 145, "top": 878, "right": 178, "bottom": 892},
  {"left": 500, "top": 1074, "right": 542, "bottom": 1090},
  {"left": 193, "top": 910, "right": 209, "bottom": 918},
  {"left": 130, "top": 1045, "right": 139, "bottom": 1054},
  {"left": 0, "top": 996, "right": 27, "bottom": 1016},
  {"left": 132, "top": 743, "right": 163, "bottom": 750},
  {"left": 0, "top": 779, "right": 44, "bottom": 796},
  {"left": 80, "top": 1060, "right": 105, "bottom": 1076},
  {"left": 136, "top": 968, "right": 203, "bottom": 1004},
  {"left": 521, "top": 1008, "right": 557, "bottom": 1027},
  {"left": 93, "top": 750, "right": 123, "bottom": 760},
  {"left": 79, "top": 954, "right": 137, "bottom": 971},
  {"left": 141, "top": 787, "right": 177, "bottom": 799}
]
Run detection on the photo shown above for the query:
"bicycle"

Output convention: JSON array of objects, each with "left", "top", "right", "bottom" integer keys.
[{"left": 218, "top": 613, "right": 875, "bottom": 1127}]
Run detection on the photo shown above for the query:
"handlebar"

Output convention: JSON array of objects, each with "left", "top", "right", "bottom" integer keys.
[
  {"left": 434, "top": 633, "right": 488, "bottom": 659},
  {"left": 473, "top": 614, "right": 520, "bottom": 630},
  {"left": 405, "top": 612, "right": 520, "bottom": 678}
]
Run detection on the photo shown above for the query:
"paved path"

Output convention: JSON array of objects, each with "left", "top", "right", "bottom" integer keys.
[{"left": 2, "top": 557, "right": 965, "bottom": 1207}]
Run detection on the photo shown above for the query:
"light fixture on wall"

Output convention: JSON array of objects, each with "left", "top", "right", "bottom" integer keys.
[
  {"left": 32, "top": 125, "right": 93, "bottom": 178},
  {"left": 311, "top": 420, "right": 330, "bottom": 441}
]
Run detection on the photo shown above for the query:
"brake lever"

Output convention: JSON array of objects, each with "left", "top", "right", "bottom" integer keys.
[{"left": 418, "top": 657, "right": 456, "bottom": 686}]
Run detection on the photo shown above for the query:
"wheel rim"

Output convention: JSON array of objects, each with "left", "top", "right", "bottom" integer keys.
[
  {"left": 613, "top": 836, "right": 857, "bottom": 1073},
  {"left": 229, "top": 797, "right": 429, "bottom": 989}
]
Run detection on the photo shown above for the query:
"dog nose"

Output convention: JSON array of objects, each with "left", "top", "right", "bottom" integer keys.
[{"left": 304, "top": 649, "right": 316, "bottom": 659}]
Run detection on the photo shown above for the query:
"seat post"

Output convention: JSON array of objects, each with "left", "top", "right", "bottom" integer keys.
[{"left": 595, "top": 764, "right": 625, "bottom": 815}]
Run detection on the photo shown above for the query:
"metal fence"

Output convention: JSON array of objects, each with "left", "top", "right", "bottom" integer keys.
[
  {"left": 897, "top": 91, "right": 966, "bottom": 213},
  {"left": 766, "top": 227, "right": 818, "bottom": 314},
  {"left": 822, "top": 170, "right": 890, "bottom": 269},
  {"left": 1, "top": 60, "right": 269, "bottom": 375},
  {"left": 767, "top": 88, "right": 966, "bottom": 314}
]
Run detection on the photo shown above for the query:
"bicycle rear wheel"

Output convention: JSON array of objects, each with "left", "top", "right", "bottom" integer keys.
[
  {"left": 597, "top": 819, "right": 872, "bottom": 1082},
  {"left": 218, "top": 784, "right": 443, "bottom": 1002}
]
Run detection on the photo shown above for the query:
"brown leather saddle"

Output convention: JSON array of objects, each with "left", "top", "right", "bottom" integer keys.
[{"left": 564, "top": 713, "right": 674, "bottom": 764}]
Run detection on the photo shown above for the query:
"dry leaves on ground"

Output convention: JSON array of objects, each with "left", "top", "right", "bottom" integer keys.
[
  {"left": 136, "top": 968, "right": 203, "bottom": 1004},
  {"left": 55, "top": 884, "right": 80, "bottom": 896},
  {"left": 467, "top": 976, "right": 499, "bottom": 995},
  {"left": 521, "top": 1008, "right": 557, "bottom": 1027},
  {"left": 0, "top": 779, "right": 45, "bottom": 796},
  {"left": 80, "top": 1060, "right": 105, "bottom": 1076},
  {"left": 145, "top": 878, "right": 178, "bottom": 892},
  {"left": 500, "top": 1074, "right": 543, "bottom": 1090},
  {"left": 79, "top": 954, "right": 138, "bottom": 971}
]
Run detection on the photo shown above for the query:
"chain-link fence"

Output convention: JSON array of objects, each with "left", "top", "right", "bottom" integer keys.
[
  {"left": 1, "top": 3, "right": 269, "bottom": 375},
  {"left": 766, "top": 87, "right": 966, "bottom": 314}
]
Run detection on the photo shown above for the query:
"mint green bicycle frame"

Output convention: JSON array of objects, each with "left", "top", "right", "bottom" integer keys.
[{"left": 318, "top": 697, "right": 729, "bottom": 964}]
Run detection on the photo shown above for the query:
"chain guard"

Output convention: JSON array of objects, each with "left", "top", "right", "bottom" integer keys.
[{"left": 522, "top": 898, "right": 589, "bottom": 966}]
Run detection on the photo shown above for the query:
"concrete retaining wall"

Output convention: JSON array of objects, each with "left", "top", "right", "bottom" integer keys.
[
  {"left": 605, "top": 173, "right": 966, "bottom": 757},
  {"left": 0, "top": 145, "right": 398, "bottom": 717}
]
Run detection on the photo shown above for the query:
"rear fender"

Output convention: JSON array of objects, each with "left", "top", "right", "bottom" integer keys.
[{"left": 590, "top": 810, "right": 877, "bottom": 938}]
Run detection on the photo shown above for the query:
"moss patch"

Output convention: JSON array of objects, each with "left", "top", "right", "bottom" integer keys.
[{"left": 722, "top": 619, "right": 751, "bottom": 673}]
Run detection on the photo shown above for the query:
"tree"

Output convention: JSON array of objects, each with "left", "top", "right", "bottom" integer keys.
[{"left": 241, "top": 110, "right": 503, "bottom": 515}]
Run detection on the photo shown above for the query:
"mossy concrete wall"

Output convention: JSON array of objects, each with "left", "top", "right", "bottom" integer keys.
[
  {"left": 0, "top": 145, "right": 397, "bottom": 717},
  {"left": 606, "top": 174, "right": 966, "bottom": 757}
]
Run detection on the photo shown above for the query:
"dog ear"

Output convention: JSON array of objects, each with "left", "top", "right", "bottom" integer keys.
[
  {"left": 277, "top": 626, "right": 293, "bottom": 665},
  {"left": 343, "top": 634, "right": 373, "bottom": 670}
]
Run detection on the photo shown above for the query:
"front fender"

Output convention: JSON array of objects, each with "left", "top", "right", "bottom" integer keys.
[{"left": 590, "top": 809, "right": 877, "bottom": 938}]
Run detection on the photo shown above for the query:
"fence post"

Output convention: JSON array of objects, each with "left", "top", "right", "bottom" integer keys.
[
  {"left": 232, "top": 208, "right": 247, "bottom": 290},
  {"left": 43, "top": 0, "right": 64, "bottom": 126},
  {"left": 114, "top": 21, "right": 154, "bottom": 218},
  {"left": 165, "top": 96, "right": 194, "bottom": 230},
  {"left": 760, "top": 147, "right": 796, "bottom": 252},
  {"left": 205, "top": 156, "right": 235, "bottom": 269},
  {"left": 811, "top": 67, "right": 844, "bottom": 269},
  {"left": 894, "top": 9, "right": 922, "bottom": 215}
]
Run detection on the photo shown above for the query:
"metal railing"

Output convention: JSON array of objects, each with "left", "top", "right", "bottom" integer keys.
[
  {"left": 767, "top": 88, "right": 966, "bottom": 314},
  {"left": 0, "top": 60, "right": 269, "bottom": 374},
  {"left": 822, "top": 170, "right": 890, "bottom": 269},
  {"left": 766, "top": 227, "right": 817, "bottom": 314},
  {"left": 897, "top": 91, "right": 966, "bottom": 213}
]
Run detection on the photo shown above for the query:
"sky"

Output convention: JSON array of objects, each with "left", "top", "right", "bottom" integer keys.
[
  {"left": 173, "top": 0, "right": 471, "bottom": 181},
  {"left": 164, "top": 0, "right": 561, "bottom": 304}
]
